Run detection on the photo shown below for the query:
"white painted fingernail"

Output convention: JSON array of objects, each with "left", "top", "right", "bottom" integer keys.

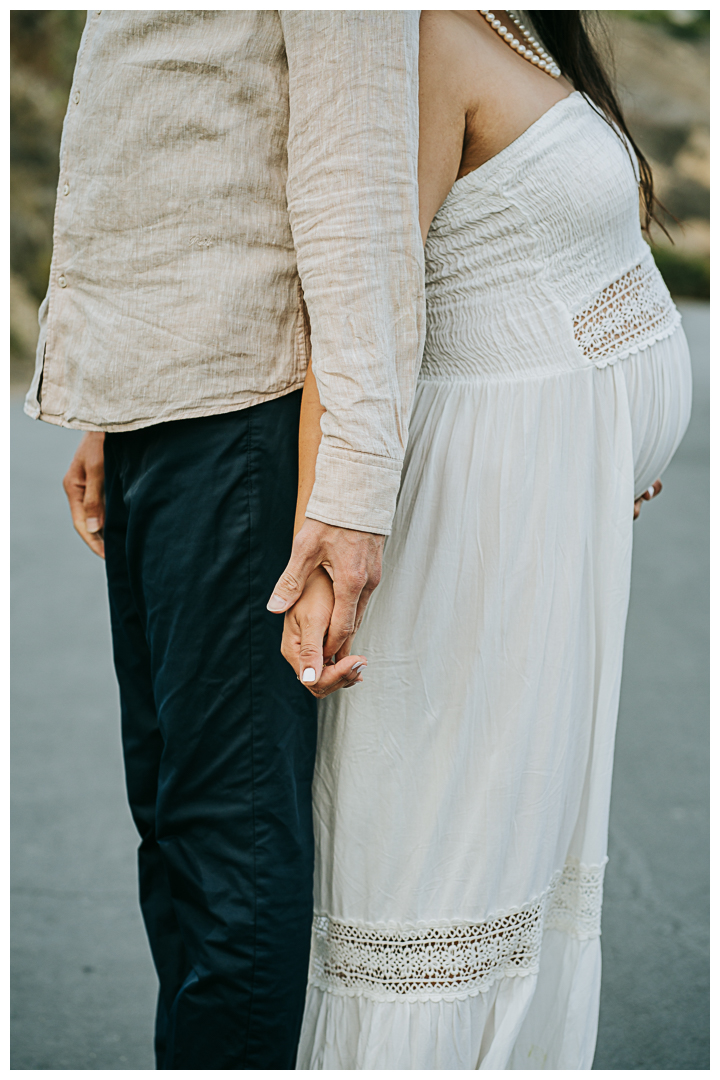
[
  {"left": 646, "top": 486, "right": 654, "bottom": 498},
  {"left": 267, "top": 594, "right": 286, "bottom": 612},
  {"left": 350, "top": 661, "right": 364, "bottom": 671},
  {"left": 301, "top": 668, "right": 316, "bottom": 683},
  {"left": 354, "top": 664, "right": 367, "bottom": 674}
]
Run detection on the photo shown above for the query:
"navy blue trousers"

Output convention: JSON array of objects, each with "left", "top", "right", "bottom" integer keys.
[{"left": 103, "top": 391, "right": 317, "bottom": 1069}]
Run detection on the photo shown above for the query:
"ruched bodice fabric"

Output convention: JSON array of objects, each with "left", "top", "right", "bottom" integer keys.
[
  {"left": 422, "top": 93, "right": 676, "bottom": 383},
  {"left": 298, "top": 92, "right": 692, "bottom": 1070}
]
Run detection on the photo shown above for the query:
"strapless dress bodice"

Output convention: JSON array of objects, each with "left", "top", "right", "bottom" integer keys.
[{"left": 422, "top": 92, "right": 679, "bottom": 381}]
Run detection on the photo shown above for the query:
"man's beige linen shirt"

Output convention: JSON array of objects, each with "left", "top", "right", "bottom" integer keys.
[{"left": 25, "top": 10, "right": 425, "bottom": 535}]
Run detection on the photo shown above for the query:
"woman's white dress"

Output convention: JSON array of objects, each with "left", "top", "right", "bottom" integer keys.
[{"left": 297, "top": 93, "right": 692, "bottom": 1070}]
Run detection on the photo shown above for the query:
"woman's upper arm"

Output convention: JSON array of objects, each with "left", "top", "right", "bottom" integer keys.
[{"left": 418, "top": 12, "right": 471, "bottom": 242}]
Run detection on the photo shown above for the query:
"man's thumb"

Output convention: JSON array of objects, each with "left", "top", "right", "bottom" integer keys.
[
  {"left": 83, "top": 474, "right": 105, "bottom": 535},
  {"left": 267, "top": 555, "right": 311, "bottom": 613}
]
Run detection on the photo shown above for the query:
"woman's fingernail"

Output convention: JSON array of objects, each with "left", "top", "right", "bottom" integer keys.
[
  {"left": 267, "top": 594, "right": 286, "bottom": 612},
  {"left": 86, "top": 517, "right": 100, "bottom": 533},
  {"left": 354, "top": 664, "right": 367, "bottom": 674},
  {"left": 646, "top": 486, "right": 655, "bottom": 498},
  {"left": 301, "top": 668, "right": 316, "bottom": 683},
  {"left": 350, "top": 661, "right": 365, "bottom": 671}
]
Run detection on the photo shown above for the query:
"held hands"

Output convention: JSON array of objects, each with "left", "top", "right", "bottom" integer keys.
[
  {"left": 60, "top": 436, "right": 661, "bottom": 695},
  {"left": 268, "top": 517, "right": 384, "bottom": 690},
  {"left": 278, "top": 480, "right": 665, "bottom": 697},
  {"left": 63, "top": 432, "right": 106, "bottom": 558},
  {"left": 281, "top": 567, "right": 367, "bottom": 698}
]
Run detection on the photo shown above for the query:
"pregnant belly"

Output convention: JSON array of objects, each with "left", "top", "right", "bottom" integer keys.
[{"left": 620, "top": 324, "right": 692, "bottom": 499}]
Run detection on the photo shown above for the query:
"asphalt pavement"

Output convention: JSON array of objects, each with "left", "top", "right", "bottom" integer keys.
[{"left": 10, "top": 302, "right": 709, "bottom": 1070}]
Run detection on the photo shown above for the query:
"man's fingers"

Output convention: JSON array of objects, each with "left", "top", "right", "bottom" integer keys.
[
  {"left": 324, "top": 584, "right": 361, "bottom": 659},
  {"left": 63, "top": 470, "right": 86, "bottom": 531},
  {"left": 70, "top": 504, "right": 105, "bottom": 558},
  {"left": 83, "top": 467, "right": 105, "bottom": 535},
  {"left": 69, "top": 492, "right": 106, "bottom": 557},
  {"left": 64, "top": 476, "right": 104, "bottom": 557},
  {"left": 334, "top": 634, "right": 356, "bottom": 664},
  {"left": 63, "top": 433, "right": 106, "bottom": 559},
  {"left": 82, "top": 529, "right": 105, "bottom": 559},
  {"left": 335, "top": 578, "right": 376, "bottom": 660}
]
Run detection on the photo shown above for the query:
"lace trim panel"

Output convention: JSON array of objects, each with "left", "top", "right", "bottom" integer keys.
[
  {"left": 309, "top": 858, "right": 607, "bottom": 1003},
  {"left": 573, "top": 260, "right": 680, "bottom": 367},
  {"left": 544, "top": 857, "right": 607, "bottom": 938}
]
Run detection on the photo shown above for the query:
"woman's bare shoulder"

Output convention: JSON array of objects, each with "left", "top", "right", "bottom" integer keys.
[
  {"left": 420, "top": 9, "right": 481, "bottom": 42},
  {"left": 420, "top": 10, "right": 482, "bottom": 67},
  {"left": 419, "top": 11, "right": 483, "bottom": 114},
  {"left": 418, "top": 11, "right": 481, "bottom": 239}
]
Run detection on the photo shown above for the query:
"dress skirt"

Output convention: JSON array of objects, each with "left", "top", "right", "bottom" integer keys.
[{"left": 297, "top": 325, "right": 692, "bottom": 1070}]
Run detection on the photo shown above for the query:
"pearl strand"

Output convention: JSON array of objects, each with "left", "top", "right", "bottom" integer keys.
[{"left": 478, "top": 10, "right": 562, "bottom": 79}]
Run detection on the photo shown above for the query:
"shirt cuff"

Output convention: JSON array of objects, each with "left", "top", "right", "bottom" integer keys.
[{"left": 305, "top": 444, "right": 403, "bottom": 535}]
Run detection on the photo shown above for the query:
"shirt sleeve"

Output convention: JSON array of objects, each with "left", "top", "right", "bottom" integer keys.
[{"left": 280, "top": 11, "right": 426, "bottom": 535}]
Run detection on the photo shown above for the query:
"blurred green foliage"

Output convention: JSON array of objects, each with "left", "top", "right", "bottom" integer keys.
[
  {"left": 651, "top": 246, "right": 710, "bottom": 300},
  {"left": 615, "top": 10, "right": 710, "bottom": 40},
  {"left": 11, "top": 9, "right": 87, "bottom": 82}
]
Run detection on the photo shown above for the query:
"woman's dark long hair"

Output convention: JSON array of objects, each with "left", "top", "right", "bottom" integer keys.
[{"left": 526, "top": 11, "right": 666, "bottom": 236}]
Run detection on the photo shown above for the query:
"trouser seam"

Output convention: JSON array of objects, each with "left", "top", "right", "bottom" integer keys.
[{"left": 244, "top": 408, "right": 259, "bottom": 1065}]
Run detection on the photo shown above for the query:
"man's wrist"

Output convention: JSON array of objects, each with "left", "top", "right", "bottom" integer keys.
[{"left": 296, "top": 516, "right": 385, "bottom": 543}]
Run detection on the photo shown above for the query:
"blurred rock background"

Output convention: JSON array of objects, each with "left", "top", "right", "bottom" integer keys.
[
  {"left": 10, "top": 10, "right": 87, "bottom": 388},
  {"left": 9, "top": 10, "right": 710, "bottom": 391},
  {"left": 607, "top": 10, "right": 710, "bottom": 295}
]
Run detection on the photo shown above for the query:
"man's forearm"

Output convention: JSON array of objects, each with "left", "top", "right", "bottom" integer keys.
[{"left": 281, "top": 10, "right": 425, "bottom": 535}]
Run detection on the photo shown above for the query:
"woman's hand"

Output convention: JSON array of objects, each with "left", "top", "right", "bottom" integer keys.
[
  {"left": 634, "top": 479, "right": 662, "bottom": 520},
  {"left": 281, "top": 567, "right": 367, "bottom": 699}
]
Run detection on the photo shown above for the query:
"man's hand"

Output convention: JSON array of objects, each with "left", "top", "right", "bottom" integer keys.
[
  {"left": 63, "top": 432, "right": 106, "bottom": 558},
  {"left": 282, "top": 568, "right": 367, "bottom": 697},
  {"left": 268, "top": 518, "right": 384, "bottom": 681}
]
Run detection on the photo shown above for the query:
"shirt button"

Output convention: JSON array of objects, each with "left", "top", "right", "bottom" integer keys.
[
  {"left": 58, "top": 275, "right": 67, "bottom": 288},
  {"left": 73, "top": 90, "right": 81, "bottom": 104},
  {"left": 63, "top": 183, "right": 70, "bottom": 196}
]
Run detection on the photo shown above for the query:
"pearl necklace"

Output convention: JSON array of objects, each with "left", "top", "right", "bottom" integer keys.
[{"left": 479, "top": 10, "right": 561, "bottom": 79}]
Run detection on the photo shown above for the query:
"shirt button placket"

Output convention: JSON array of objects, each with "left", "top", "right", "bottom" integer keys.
[{"left": 62, "top": 84, "right": 79, "bottom": 285}]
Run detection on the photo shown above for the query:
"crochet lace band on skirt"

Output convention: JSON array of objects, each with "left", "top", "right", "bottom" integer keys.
[
  {"left": 572, "top": 258, "right": 680, "bottom": 368},
  {"left": 309, "top": 858, "right": 607, "bottom": 1003}
]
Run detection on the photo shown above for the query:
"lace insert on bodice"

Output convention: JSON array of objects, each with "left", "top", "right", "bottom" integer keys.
[
  {"left": 573, "top": 260, "right": 680, "bottom": 368},
  {"left": 309, "top": 858, "right": 607, "bottom": 1003}
]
